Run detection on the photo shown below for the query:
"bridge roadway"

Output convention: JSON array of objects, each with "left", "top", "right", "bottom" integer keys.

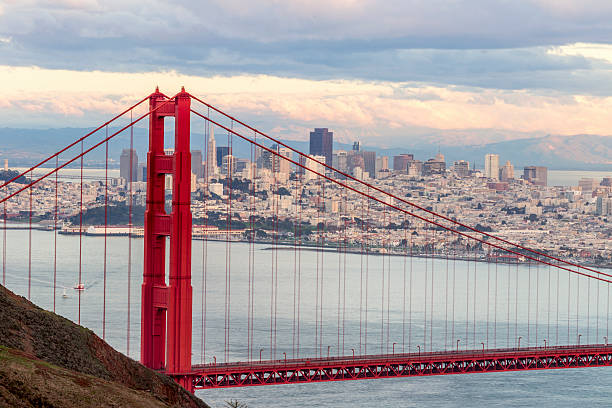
[{"left": 169, "top": 344, "right": 612, "bottom": 389}]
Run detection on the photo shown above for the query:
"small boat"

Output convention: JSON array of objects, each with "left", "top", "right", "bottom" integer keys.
[
  {"left": 62, "top": 288, "right": 69, "bottom": 298},
  {"left": 73, "top": 282, "right": 85, "bottom": 290}
]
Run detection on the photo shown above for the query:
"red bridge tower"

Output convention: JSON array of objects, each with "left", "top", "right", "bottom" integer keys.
[{"left": 141, "top": 88, "right": 193, "bottom": 391}]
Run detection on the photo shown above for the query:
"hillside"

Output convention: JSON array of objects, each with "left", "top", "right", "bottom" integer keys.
[{"left": 0, "top": 285, "right": 210, "bottom": 408}]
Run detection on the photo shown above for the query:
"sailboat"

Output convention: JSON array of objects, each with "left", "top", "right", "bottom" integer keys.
[{"left": 62, "top": 287, "right": 69, "bottom": 298}]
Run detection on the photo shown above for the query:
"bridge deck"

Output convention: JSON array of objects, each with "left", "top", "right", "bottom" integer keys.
[{"left": 174, "top": 345, "right": 612, "bottom": 389}]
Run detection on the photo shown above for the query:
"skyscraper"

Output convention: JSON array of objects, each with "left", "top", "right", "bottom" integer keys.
[
  {"left": 393, "top": 154, "right": 414, "bottom": 171},
  {"left": 120, "top": 148, "right": 138, "bottom": 182},
  {"left": 216, "top": 146, "right": 232, "bottom": 167},
  {"left": 523, "top": 166, "right": 547, "bottom": 186},
  {"left": 500, "top": 160, "right": 514, "bottom": 182},
  {"left": 191, "top": 150, "right": 203, "bottom": 178},
  {"left": 206, "top": 126, "right": 217, "bottom": 179},
  {"left": 484, "top": 154, "right": 499, "bottom": 180},
  {"left": 304, "top": 155, "right": 326, "bottom": 181},
  {"left": 309, "top": 128, "right": 333, "bottom": 166},
  {"left": 361, "top": 151, "right": 376, "bottom": 179},
  {"left": 453, "top": 160, "right": 470, "bottom": 177}
]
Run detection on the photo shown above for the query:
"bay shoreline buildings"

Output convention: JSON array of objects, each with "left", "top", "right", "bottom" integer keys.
[{"left": 3, "top": 128, "right": 610, "bottom": 268}]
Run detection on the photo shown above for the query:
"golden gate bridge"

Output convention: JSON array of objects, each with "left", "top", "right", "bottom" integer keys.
[{"left": 1, "top": 88, "right": 611, "bottom": 393}]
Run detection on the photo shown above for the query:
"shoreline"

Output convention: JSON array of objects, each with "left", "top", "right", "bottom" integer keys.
[{"left": 2, "top": 221, "right": 608, "bottom": 269}]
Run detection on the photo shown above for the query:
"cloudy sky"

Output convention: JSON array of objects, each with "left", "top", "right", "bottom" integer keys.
[{"left": 2, "top": 0, "right": 612, "bottom": 146}]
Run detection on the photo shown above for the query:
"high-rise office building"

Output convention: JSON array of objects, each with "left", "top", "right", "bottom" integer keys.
[
  {"left": 484, "top": 154, "right": 500, "bottom": 180},
  {"left": 263, "top": 144, "right": 293, "bottom": 173},
  {"left": 216, "top": 146, "right": 232, "bottom": 167},
  {"left": 423, "top": 154, "right": 446, "bottom": 176},
  {"left": 309, "top": 128, "right": 333, "bottom": 166},
  {"left": 453, "top": 160, "right": 470, "bottom": 177},
  {"left": 578, "top": 178, "right": 598, "bottom": 193},
  {"left": 304, "top": 155, "right": 326, "bottom": 181},
  {"left": 206, "top": 127, "right": 217, "bottom": 178},
  {"left": 277, "top": 146, "right": 292, "bottom": 174},
  {"left": 500, "top": 160, "right": 514, "bottom": 182},
  {"left": 523, "top": 166, "right": 547, "bottom": 186},
  {"left": 221, "top": 154, "right": 236, "bottom": 177},
  {"left": 137, "top": 162, "right": 147, "bottom": 182},
  {"left": 361, "top": 151, "right": 376, "bottom": 179},
  {"left": 332, "top": 150, "right": 348, "bottom": 173},
  {"left": 375, "top": 156, "right": 389, "bottom": 173},
  {"left": 120, "top": 149, "right": 138, "bottom": 182},
  {"left": 352, "top": 141, "right": 361, "bottom": 152},
  {"left": 191, "top": 150, "right": 203, "bottom": 178},
  {"left": 393, "top": 154, "right": 414, "bottom": 171}
]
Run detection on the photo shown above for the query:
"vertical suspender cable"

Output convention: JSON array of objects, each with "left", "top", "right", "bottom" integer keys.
[
  {"left": 381, "top": 208, "right": 386, "bottom": 353},
  {"left": 451, "top": 234, "right": 456, "bottom": 349},
  {"left": 296, "top": 150, "right": 301, "bottom": 357},
  {"left": 472, "top": 242, "right": 476, "bottom": 349},
  {"left": 2, "top": 199, "right": 5, "bottom": 287},
  {"left": 586, "top": 267, "right": 590, "bottom": 343},
  {"left": 430, "top": 222, "right": 434, "bottom": 351},
  {"left": 319, "top": 180, "right": 325, "bottom": 357},
  {"left": 103, "top": 127, "right": 108, "bottom": 340},
  {"left": 507, "top": 260, "right": 511, "bottom": 347},
  {"left": 294, "top": 168, "right": 300, "bottom": 358},
  {"left": 127, "top": 111, "right": 133, "bottom": 356},
  {"left": 547, "top": 263, "right": 551, "bottom": 345},
  {"left": 567, "top": 267, "right": 571, "bottom": 344},
  {"left": 201, "top": 117, "right": 209, "bottom": 363},
  {"left": 487, "top": 252, "right": 490, "bottom": 348},
  {"left": 596, "top": 267, "right": 600, "bottom": 342},
  {"left": 535, "top": 262, "right": 539, "bottom": 346},
  {"left": 28, "top": 187, "right": 32, "bottom": 300},
  {"left": 365, "top": 190, "right": 370, "bottom": 354},
  {"left": 409, "top": 226, "right": 413, "bottom": 352},
  {"left": 402, "top": 214, "right": 407, "bottom": 352},
  {"left": 247, "top": 128, "right": 253, "bottom": 360},
  {"left": 576, "top": 270, "right": 580, "bottom": 343},
  {"left": 515, "top": 256, "right": 519, "bottom": 346},
  {"left": 359, "top": 194, "right": 364, "bottom": 354},
  {"left": 424, "top": 220, "right": 429, "bottom": 351},
  {"left": 342, "top": 189, "right": 347, "bottom": 355},
  {"left": 465, "top": 238, "right": 470, "bottom": 349},
  {"left": 54, "top": 156, "right": 58, "bottom": 312},
  {"left": 229, "top": 121, "right": 234, "bottom": 361},
  {"left": 337, "top": 185, "right": 342, "bottom": 356},
  {"left": 78, "top": 140, "right": 83, "bottom": 324},
  {"left": 445, "top": 233, "right": 449, "bottom": 350},
  {"left": 556, "top": 260, "right": 560, "bottom": 345},
  {"left": 494, "top": 255, "right": 498, "bottom": 347}
]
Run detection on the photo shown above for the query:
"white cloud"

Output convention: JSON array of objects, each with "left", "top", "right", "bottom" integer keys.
[
  {"left": 1, "top": 65, "right": 612, "bottom": 144},
  {"left": 548, "top": 42, "right": 612, "bottom": 64}
]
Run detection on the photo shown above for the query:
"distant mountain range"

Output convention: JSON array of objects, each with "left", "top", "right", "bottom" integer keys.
[{"left": 0, "top": 127, "right": 610, "bottom": 171}]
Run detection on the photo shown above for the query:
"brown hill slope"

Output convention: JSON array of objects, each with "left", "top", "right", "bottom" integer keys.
[{"left": 0, "top": 285, "right": 209, "bottom": 408}]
